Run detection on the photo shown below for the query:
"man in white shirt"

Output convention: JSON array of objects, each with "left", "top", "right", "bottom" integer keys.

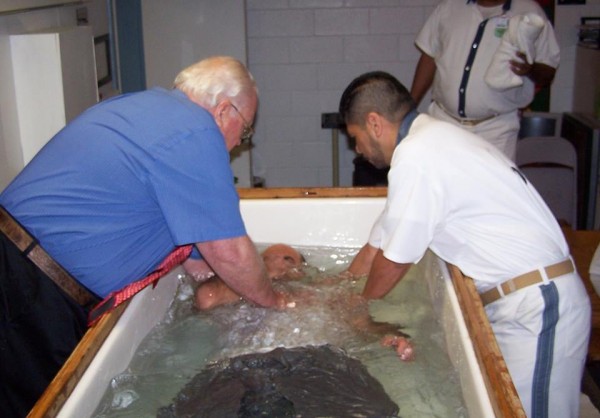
[
  {"left": 340, "top": 71, "right": 590, "bottom": 418},
  {"left": 411, "top": 0, "right": 560, "bottom": 160}
]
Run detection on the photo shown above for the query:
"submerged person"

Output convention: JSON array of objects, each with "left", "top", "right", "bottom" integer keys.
[
  {"left": 0, "top": 56, "right": 287, "bottom": 417},
  {"left": 339, "top": 71, "right": 590, "bottom": 418},
  {"left": 194, "top": 243, "right": 414, "bottom": 362},
  {"left": 194, "top": 244, "right": 305, "bottom": 311}
]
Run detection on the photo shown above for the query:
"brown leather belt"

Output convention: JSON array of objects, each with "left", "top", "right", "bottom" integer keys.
[
  {"left": 0, "top": 206, "right": 97, "bottom": 307},
  {"left": 435, "top": 101, "right": 497, "bottom": 126},
  {"left": 480, "top": 259, "right": 574, "bottom": 306}
]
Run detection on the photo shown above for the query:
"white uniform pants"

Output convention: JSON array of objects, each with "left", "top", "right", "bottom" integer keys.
[
  {"left": 428, "top": 101, "right": 520, "bottom": 161},
  {"left": 485, "top": 272, "right": 591, "bottom": 418}
]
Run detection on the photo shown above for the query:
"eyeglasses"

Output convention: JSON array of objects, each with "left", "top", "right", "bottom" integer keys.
[{"left": 230, "top": 103, "right": 254, "bottom": 145}]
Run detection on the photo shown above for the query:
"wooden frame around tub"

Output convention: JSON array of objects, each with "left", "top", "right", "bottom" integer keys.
[
  {"left": 29, "top": 302, "right": 130, "bottom": 418},
  {"left": 28, "top": 187, "right": 523, "bottom": 417},
  {"left": 237, "top": 186, "right": 389, "bottom": 199},
  {"left": 448, "top": 265, "right": 526, "bottom": 417}
]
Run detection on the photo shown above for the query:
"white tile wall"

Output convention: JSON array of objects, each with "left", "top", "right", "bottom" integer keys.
[{"left": 247, "top": 0, "right": 600, "bottom": 187}]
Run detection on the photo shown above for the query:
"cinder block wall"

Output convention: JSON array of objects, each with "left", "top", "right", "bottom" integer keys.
[
  {"left": 246, "top": 0, "right": 437, "bottom": 187},
  {"left": 246, "top": 0, "right": 600, "bottom": 187}
]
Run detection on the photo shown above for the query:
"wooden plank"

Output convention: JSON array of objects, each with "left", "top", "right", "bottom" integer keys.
[
  {"left": 237, "top": 186, "right": 387, "bottom": 199},
  {"left": 448, "top": 264, "right": 526, "bottom": 418},
  {"left": 27, "top": 301, "right": 130, "bottom": 418}
]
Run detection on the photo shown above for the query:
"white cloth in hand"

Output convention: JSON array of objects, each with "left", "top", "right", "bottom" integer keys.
[{"left": 484, "top": 13, "right": 545, "bottom": 91}]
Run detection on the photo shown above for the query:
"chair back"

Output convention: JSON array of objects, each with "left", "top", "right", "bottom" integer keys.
[{"left": 516, "top": 136, "right": 577, "bottom": 227}]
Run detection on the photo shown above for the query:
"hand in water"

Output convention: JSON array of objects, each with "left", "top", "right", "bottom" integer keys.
[
  {"left": 183, "top": 258, "right": 215, "bottom": 282},
  {"left": 345, "top": 294, "right": 409, "bottom": 341},
  {"left": 381, "top": 335, "right": 415, "bottom": 362},
  {"left": 274, "top": 290, "right": 296, "bottom": 310}
]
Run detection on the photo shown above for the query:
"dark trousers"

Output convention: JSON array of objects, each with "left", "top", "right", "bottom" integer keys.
[{"left": 0, "top": 233, "right": 89, "bottom": 417}]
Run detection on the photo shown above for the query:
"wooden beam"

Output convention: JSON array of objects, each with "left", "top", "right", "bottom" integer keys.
[
  {"left": 448, "top": 264, "right": 526, "bottom": 418},
  {"left": 237, "top": 186, "right": 387, "bottom": 199}
]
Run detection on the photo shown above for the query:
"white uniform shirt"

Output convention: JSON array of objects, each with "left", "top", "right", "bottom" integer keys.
[
  {"left": 368, "top": 114, "right": 569, "bottom": 293},
  {"left": 415, "top": 0, "right": 560, "bottom": 119}
]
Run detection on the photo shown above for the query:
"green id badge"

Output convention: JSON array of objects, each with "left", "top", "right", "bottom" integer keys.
[{"left": 494, "top": 16, "right": 509, "bottom": 38}]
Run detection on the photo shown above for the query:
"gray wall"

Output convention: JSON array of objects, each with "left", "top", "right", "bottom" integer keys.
[
  {"left": 1, "top": 0, "right": 599, "bottom": 190},
  {"left": 246, "top": 0, "right": 600, "bottom": 187},
  {"left": 141, "top": 0, "right": 252, "bottom": 187}
]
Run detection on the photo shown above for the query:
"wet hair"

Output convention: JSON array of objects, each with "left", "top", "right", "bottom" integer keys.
[
  {"left": 173, "top": 56, "right": 258, "bottom": 108},
  {"left": 339, "top": 71, "right": 415, "bottom": 127}
]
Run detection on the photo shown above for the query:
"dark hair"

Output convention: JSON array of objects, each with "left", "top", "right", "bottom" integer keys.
[{"left": 339, "top": 71, "right": 415, "bottom": 126}]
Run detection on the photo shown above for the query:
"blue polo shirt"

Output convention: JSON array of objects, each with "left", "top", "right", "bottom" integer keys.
[{"left": 0, "top": 88, "right": 245, "bottom": 297}]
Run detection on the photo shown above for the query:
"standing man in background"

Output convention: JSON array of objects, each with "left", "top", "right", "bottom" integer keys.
[
  {"left": 410, "top": 0, "right": 560, "bottom": 160},
  {"left": 0, "top": 56, "right": 286, "bottom": 417}
]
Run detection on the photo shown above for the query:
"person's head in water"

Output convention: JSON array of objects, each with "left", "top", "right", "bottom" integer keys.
[
  {"left": 262, "top": 243, "right": 305, "bottom": 280},
  {"left": 194, "top": 244, "right": 304, "bottom": 311}
]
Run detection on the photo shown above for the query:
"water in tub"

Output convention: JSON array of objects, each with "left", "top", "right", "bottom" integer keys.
[{"left": 92, "top": 246, "right": 468, "bottom": 417}]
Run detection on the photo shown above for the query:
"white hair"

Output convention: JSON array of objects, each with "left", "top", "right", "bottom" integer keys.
[{"left": 173, "top": 56, "right": 257, "bottom": 108}]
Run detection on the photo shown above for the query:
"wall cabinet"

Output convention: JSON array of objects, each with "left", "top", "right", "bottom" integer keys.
[{"left": 6, "top": 25, "right": 98, "bottom": 170}]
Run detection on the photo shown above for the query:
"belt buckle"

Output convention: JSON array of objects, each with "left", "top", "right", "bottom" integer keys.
[
  {"left": 501, "top": 278, "right": 518, "bottom": 295},
  {"left": 459, "top": 119, "right": 477, "bottom": 127}
]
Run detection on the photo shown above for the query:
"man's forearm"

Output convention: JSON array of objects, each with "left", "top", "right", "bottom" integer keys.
[
  {"left": 196, "top": 236, "right": 280, "bottom": 308},
  {"left": 410, "top": 52, "right": 436, "bottom": 106},
  {"left": 510, "top": 53, "right": 556, "bottom": 88},
  {"left": 527, "top": 62, "right": 556, "bottom": 88},
  {"left": 361, "top": 249, "right": 412, "bottom": 299},
  {"left": 347, "top": 243, "right": 379, "bottom": 277}
]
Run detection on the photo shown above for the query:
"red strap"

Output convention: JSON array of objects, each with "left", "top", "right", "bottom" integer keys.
[{"left": 88, "top": 245, "right": 193, "bottom": 326}]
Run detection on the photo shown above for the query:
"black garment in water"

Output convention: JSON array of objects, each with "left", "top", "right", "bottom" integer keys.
[{"left": 157, "top": 344, "right": 400, "bottom": 418}]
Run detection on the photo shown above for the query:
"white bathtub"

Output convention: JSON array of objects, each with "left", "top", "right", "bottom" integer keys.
[{"left": 38, "top": 191, "right": 517, "bottom": 418}]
